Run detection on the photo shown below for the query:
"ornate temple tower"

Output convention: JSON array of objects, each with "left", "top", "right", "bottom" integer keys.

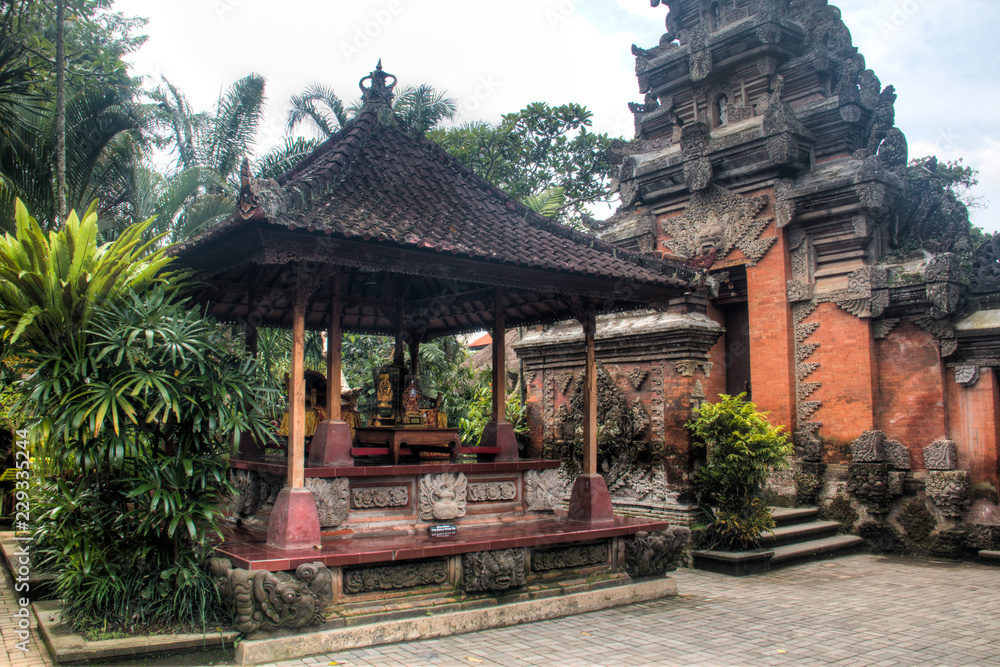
[{"left": 518, "top": 0, "right": 1000, "bottom": 529}]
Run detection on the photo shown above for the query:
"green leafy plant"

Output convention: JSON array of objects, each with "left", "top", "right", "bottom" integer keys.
[
  {"left": 2, "top": 202, "right": 274, "bottom": 633},
  {"left": 687, "top": 393, "right": 792, "bottom": 550}
]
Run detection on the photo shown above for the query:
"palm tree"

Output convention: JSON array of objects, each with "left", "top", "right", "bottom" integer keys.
[
  {"left": 392, "top": 84, "right": 457, "bottom": 133},
  {"left": 286, "top": 82, "right": 348, "bottom": 138},
  {"left": 0, "top": 85, "right": 144, "bottom": 232}
]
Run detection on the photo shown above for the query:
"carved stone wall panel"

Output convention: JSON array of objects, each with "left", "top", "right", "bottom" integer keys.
[
  {"left": 210, "top": 559, "right": 333, "bottom": 634},
  {"left": 661, "top": 185, "right": 774, "bottom": 266},
  {"left": 787, "top": 280, "right": 813, "bottom": 303},
  {"left": 850, "top": 430, "right": 886, "bottom": 463},
  {"left": 923, "top": 440, "right": 958, "bottom": 470},
  {"left": 531, "top": 543, "right": 609, "bottom": 572},
  {"left": 873, "top": 318, "right": 900, "bottom": 340},
  {"left": 467, "top": 480, "right": 518, "bottom": 503},
  {"left": 883, "top": 440, "right": 911, "bottom": 470},
  {"left": 628, "top": 368, "right": 649, "bottom": 390},
  {"left": 342, "top": 560, "right": 448, "bottom": 595},
  {"left": 350, "top": 485, "right": 410, "bottom": 510},
  {"left": 525, "top": 469, "right": 565, "bottom": 511},
  {"left": 925, "top": 470, "right": 969, "bottom": 517},
  {"left": 623, "top": 527, "right": 690, "bottom": 577},
  {"left": 418, "top": 473, "right": 468, "bottom": 520},
  {"left": 228, "top": 469, "right": 265, "bottom": 518},
  {"left": 462, "top": 549, "right": 527, "bottom": 592},
  {"left": 305, "top": 477, "right": 349, "bottom": 528}
]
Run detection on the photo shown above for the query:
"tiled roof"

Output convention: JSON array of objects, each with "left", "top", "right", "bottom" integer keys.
[{"left": 177, "top": 103, "right": 699, "bottom": 291}]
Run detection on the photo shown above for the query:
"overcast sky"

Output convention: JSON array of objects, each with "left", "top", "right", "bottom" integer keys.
[{"left": 115, "top": 0, "right": 998, "bottom": 233}]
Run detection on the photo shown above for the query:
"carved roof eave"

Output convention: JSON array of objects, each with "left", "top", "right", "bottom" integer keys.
[
  {"left": 637, "top": 20, "right": 806, "bottom": 95},
  {"left": 621, "top": 118, "right": 815, "bottom": 205}
]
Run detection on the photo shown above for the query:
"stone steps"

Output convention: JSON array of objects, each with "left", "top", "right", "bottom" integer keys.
[
  {"left": 691, "top": 507, "right": 862, "bottom": 576},
  {"left": 978, "top": 550, "right": 1000, "bottom": 565}
]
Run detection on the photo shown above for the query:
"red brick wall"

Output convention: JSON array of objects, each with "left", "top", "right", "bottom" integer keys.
[
  {"left": 807, "top": 302, "right": 878, "bottom": 460},
  {"left": 745, "top": 217, "right": 797, "bottom": 433},
  {"left": 946, "top": 367, "right": 1000, "bottom": 487},
  {"left": 705, "top": 303, "right": 729, "bottom": 402},
  {"left": 875, "top": 320, "right": 946, "bottom": 468}
]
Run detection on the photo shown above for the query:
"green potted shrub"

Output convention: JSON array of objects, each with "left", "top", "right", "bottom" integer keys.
[{"left": 687, "top": 393, "right": 792, "bottom": 551}]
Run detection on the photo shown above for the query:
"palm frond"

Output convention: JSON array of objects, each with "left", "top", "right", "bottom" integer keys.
[
  {"left": 205, "top": 73, "right": 266, "bottom": 179},
  {"left": 254, "top": 136, "right": 320, "bottom": 180}
]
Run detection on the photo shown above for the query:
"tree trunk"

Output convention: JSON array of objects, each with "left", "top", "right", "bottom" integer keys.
[{"left": 54, "top": 0, "right": 66, "bottom": 222}]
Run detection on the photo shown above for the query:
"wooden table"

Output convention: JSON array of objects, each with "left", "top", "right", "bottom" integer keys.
[{"left": 352, "top": 427, "right": 460, "bottom": 463}]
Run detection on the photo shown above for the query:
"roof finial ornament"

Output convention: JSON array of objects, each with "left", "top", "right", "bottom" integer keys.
[
  {"left": 236, "top": 156, "right": 261, "bottom": 219},
  {"left": 359, "top": 59, "right": 397, "bottom": 105}
]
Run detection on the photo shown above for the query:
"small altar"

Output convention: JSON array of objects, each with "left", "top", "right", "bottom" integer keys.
[{"left": 351, "top": 426, "right": 461, "bottom": 463}]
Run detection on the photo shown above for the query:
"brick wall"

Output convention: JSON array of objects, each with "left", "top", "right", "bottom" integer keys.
[{"left": 946, "top": 367, "right": 1000, "bottom": 487}]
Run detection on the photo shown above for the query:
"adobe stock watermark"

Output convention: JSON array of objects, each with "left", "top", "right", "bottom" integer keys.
[
  {"left": 11, "top": 427, "right": 32, "bottom": 653},
  {"left": 341, "top": 1, "right": 405, "bottom": 64},
  {"left": 878, "top": 0, "right": 925, "bottom": 37},
  {"left": 213, "top": 0, "right": 246, "bottom": 20},
  {"left": 546, "top": 0, "right": 579, "bottom": 30}
]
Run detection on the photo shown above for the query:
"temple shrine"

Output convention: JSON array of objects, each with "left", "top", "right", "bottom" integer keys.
[{"left": 172, "top": 62, "right": 699, "bottom": 661}]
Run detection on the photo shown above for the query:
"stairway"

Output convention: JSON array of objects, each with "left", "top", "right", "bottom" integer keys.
[
  {"left": 691, "top": 507, "right": 863, "bottom": 576},
  {"left": 979, "top": 550, "right": 1000, "bottom": 565}
]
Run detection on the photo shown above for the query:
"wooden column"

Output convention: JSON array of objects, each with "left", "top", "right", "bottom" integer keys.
[
  {"left": 478, "top": 286, "right": 518, "bottom": 461},
  {"left": 309, "top": 272, "right": 354, "bottom": 467},
  {"left": 288, "top": 291, "right": 307, "bottom": 487},
  {"left": 568, "top": 308, "right": 614, "bottom": 523},
  {"left": 267, "top": 276, "right": 321, "bottom": 548}
]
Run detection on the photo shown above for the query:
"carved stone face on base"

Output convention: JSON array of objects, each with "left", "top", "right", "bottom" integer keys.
[{"left": 462, "top": 548, "right": 527, "bottom": 592}]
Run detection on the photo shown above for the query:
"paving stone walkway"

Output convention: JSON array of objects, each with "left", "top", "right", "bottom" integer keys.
[
  {"left": 0, "top": 550, "right": 54, "bottom": 667},
  {"left": 254, "top": 555, "right": 999, "bottom": 667},
  {"left": 3, "top": 554, "right": 998, "bottom": 666}
]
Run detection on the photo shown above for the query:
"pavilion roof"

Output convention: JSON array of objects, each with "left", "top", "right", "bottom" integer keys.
[{"left": 172, "top": 64, "right": 705, "bottom": 337}]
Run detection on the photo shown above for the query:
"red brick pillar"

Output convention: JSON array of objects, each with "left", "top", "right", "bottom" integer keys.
[
  {"left": 745, "top": 220, "right": 797, "bottom": 432},
  {"left": 947, "top": 367, "right": 1000, "bottom": 487}
]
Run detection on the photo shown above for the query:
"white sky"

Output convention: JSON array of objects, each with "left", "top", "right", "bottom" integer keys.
[{"left": 115, "top": 0, "right": 998, "bottom": 233}]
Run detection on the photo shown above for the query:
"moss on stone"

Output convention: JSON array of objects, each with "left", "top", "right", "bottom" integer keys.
[
  {"left": 820, "top": 495, "right": 858, "bottom": 533},
  {"left": 928, "top": 527, "right": 972, "bottom": 559},
  {"left": 897, "top": 499, "right": 936, "bottom": 542},
  {"left": 794, "top": 462, "right": 826, "bottom": 506},
  {"left": 859, "top": 521, "right": 906, "bottom": 554}
]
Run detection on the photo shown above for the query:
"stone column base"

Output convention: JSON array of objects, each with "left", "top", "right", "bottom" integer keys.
[
  {"left": 307, "top": 420, "right": 354, "bottom": 467},
  {"left": 568, "top": 474, "right": 614, "bottom": 523},
  {"left": 480, "top": 421, "right": 519, "bottom": 461},
  {"left": 267, "top": 487, "right": 321, "bottom": 549}
]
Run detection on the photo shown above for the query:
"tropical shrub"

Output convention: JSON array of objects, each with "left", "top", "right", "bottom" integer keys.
[
  {"left": 687, "top": 393, "right": 792, "bottom": 550},
  {"left": 1, "top": 202, "right": 275, "bottom": 632}
]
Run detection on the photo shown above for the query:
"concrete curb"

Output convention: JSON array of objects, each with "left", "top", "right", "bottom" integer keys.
[
  {"left": 236, "top": 576, "right": 678, "bottom": 665},
  {"left": 32, "top": 600, "right": 239, "bottom": 664}
]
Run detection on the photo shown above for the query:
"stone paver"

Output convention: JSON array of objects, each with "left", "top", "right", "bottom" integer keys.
[
  {"left": 3, "top": 554, "right": 997, "bottom": 666},
  {"left": 0, "top": 551, "right": 54, "bottom": 667},
  {"left": 243, "top": 555, "right": 998, "bottom": 667}
]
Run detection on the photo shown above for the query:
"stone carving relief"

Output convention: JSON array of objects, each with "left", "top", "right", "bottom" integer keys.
[
  {"left": 342, "top": 560, "right": 448, "bottom": 595},
  {"left": 209, "top": 559, "right": 333, "bottom": 634},
  {"left": 872, "top": 318, "right": 901, "bottom": 340},
  {"left": 627, "top": 367, "right": 649, "bottom": 390},
  {"left": 531, "top": 543, "right": 608, "bottom": 572},
  {"left": 969, "top": 234, "right": 1000, "bottom": 294},
  {"left": 524, "top": 469, "right": 565, "bottom": 511},
  {"left": 924, "top": 253, "right": 961, "bottom": 318},
  {"left": 661, "top": 184, "right": 775, "bottom": 266},
  {"left": 419, "top": 473, "right": 468, "bottom": 520},
  {"left": 954, "top": 366, "right": 980, "bottom": 387},
  {"left": 687, "top": 25, "right": 713, "bottom": 81},
  {"left": 823, "top": 266, "right": 889, "bottom": 319},
  {"left": 305, "top": 477, "right": 349, "bottom": 528},
  {"left": 850, "top": 430, "right": 885, "bottom": 463},
  {"left": 848, "top": 463, "right": 891, "bottom": 513},
  {"left": 787, "top": 280, "right": 813, "bottom": 303},
  {"left": 884, "top": 440, "right": 911, "bottom": 470},
  {"left": 228, "top": 469, "right": 265, "bottom": 518},
  {"left": 468, "top": 480, "right": 518, "bottom": 503},
  {"left": 674, "top": 360, "right": 713, "bottom": 378},
  {"left": 462, "top": 549, "right": 527, "bottom": 592},
  {"left": 680, "top": 123, "right": 713, "bottom": 192},
  {"left": 925, "top": 470, "right": 969, "bottom": 518},
  {"left": 923, "top": 440, "right": 958, "bottom": 470},
  {"left": 556, "top": 372, "right": 576, "bottom": 395},
  {"left": 623, "top": 528, "right": 690, "bottom": 577},
  {"left": 351, "top": 485, "right": 409, "bottom": 509},
  {"left": 792, "top": 301, "right": 823, "bottom": 459}
]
